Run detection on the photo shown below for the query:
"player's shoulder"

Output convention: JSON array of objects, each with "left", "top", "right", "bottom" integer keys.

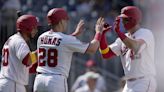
[
  {"left": 133, "top": 28, "right": 153, "bottom": 38},
  {"left": 54, "top": 32, "right": 77, "bottom": 42},
  {"left": 138, "top": 28, "right": 153, "bottom": 35},
  {"left": 39, "top": 31, "right": 50, "bottom": 38},
  {"left": 38, "top": 30, "right": 77, "bottom": 43},
  {"left": 10, "top": 33, "right": 26, "bottom": 44},
  {"left": 39, "top": 30, "right": 66, "bottom": 37},
  {"left": 3, "top": 33, "right": 28, "bottom": 49}
]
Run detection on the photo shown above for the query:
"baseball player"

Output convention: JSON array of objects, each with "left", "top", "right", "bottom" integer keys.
[
  {"left": 33, "top": 8, "right": 104, "bottom": 92},
  {"left": 99, "top": 6, "right": 156, "bottom": 92},
  {"left": 0, "top": 14, "right": 38, "bottom": 92}
]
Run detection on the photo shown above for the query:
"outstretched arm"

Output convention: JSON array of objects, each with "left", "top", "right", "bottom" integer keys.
[
  {"left": 99, "top": 23, "right": 116, "bottom": 59},
  {"left": 71, "top": 20, "right": 85, "bottom": 36},
  {"left": 85, "top": 17, "right": 104, "bottom": 54}
]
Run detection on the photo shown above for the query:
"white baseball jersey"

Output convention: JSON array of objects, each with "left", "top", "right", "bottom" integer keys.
[
  {"left": 109, "top": 28, "right": 156, "bottom": 79},
  {"left": 36, "top": 30, "right": 89, "bottom": 78},
  {"left": 0, "top": 32, "right": 30, "bottom": 85}
]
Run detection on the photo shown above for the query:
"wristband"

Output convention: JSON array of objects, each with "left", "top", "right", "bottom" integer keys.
[
  {"left": 94, "top": 32, "right": 101, "bottom": 41},
  {"left": 117, "top": 31, "right": 127, "bottom": 40}
]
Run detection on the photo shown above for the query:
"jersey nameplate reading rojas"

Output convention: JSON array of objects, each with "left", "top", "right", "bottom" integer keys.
[{"left": 40, "top": 36, "right": 62, "bottom": 46}]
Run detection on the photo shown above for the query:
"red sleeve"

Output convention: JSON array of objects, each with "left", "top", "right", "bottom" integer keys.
[
  {"left": 29, "top": 62, "right": 38, "bottom": 73},
  {"left": 101, "top": 50, "right": 116, "bottom": 59},
  {"left": 100, "top": 32, "right": 116, "bottom": 59},
  {"left": 22, "top": 53, "right": 30, "bottom": 67}
]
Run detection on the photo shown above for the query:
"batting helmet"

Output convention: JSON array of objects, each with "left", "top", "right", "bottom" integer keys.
[
  {"left": 119, "top": 6, "right": 142, "bottom": 30},
  {"left": 47, "top": 8, "right": 69, "bottom": 25},
  {"left": 17, "top": 15, "right": 38, "bottom": 33}
]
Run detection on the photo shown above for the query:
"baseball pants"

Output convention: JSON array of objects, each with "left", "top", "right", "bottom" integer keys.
[
  {"left": 33, "top": 73, "right": 68, "bottom": 92},
  {"left": 123, "top": 76, "right": 156, "bottom": 92},
  {"left": 0, "top": 78, "right": 26, "bottom": 92}
]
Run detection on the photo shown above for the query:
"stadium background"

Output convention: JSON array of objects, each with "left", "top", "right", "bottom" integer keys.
[{"left": 0, "top": 0, "right": 164, "bottom": 92}]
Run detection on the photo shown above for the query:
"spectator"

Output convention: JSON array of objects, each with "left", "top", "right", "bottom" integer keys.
[
  {"left": 71, "top": 60, "right": 106, "bottom": 92},
  {"left": 75, "top": 72, "right": 101, "bottom": 92}
]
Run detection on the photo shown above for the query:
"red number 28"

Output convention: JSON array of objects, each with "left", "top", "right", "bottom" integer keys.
[{"left": 38, "top": 48, "right": 58, "bottom": 67}]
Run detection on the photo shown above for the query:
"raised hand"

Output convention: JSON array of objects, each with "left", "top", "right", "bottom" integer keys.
[
  {"left": 71, "top": 20, "right": 85, "bottom": 36},
  {"left": 102, "top": 23, "right": 112, "bottom": 34},
  {"left": 114, "top": 17, "right": 127, "bottom": 40},
  {"left": 114, "top": 17, "right": 121, "bottom": 33},
  {"left": 95, "top": 17, "right": 104, "bottom": 33}
]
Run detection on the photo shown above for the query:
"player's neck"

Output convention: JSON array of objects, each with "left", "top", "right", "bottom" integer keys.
[
  {"left": 52, "top": 26, "right": 63, "bottom": 32},
  {"left": 20, "top": 32, "right": 30, "bottom": 42},
  {"left": 128, "top": 25, "right": 140, "bottom": 34}
]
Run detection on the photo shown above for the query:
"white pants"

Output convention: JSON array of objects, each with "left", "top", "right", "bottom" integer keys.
[
  {"left": 33, "top": 73, "right": 68, "bottom": 92},
  {"left": 123, "top": 76, "right": 156, "bottom": 92},
  {"left": 0, "top": 78, "right": 26, "bottom": 92}
]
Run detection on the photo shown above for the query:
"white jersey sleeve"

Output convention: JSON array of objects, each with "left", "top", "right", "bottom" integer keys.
[
  {"left": 109, "top": 38, "right": 122, "bottom": 56},
  {"left": 134, "top": 29, "right": 154, "bottom": 48},
  {"left": 131, "top": 28, "right": 155, "bottom": 54},
  {"left": 15, "top": 42, "right": 30, "bottom": 63},
  {"left": 65, "top": 35, "right": 89, "bottom": 53}
]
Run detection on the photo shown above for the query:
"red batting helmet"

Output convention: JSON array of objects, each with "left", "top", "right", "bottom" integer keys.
[
  {"left": 47, "top": 8, "right": 69, "bottom": 25},
  {"left": 17, "top": 15, "right": 38, "bottom": 33},
  {"left": 119, "top": 6, "right": 142, "bottom": 30}
]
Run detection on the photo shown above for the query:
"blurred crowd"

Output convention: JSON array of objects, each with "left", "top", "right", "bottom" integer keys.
[{"left": 0, "top": 0, "right": 157, "bottom": 92}]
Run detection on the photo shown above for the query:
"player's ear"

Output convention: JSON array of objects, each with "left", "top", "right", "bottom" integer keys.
[{"left": 58, "top": 20, "right": 63, "bottom": 27}]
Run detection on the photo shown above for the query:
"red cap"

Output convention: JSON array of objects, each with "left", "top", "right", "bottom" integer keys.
[
  {"left": 17, "top": 14, "right": 38, "bottom": 33},
  {"left": 119, "top": 6, "right": 142, "bottom": 23},
  {"left": 47, "top": 8, "right": 69, "bottom": 25}
]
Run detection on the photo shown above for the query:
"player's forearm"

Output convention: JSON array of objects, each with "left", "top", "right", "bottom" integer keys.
[
  {"left": 86, "top": 32, "right": 101, "bottom": 54},
  {"left": 113, "top": 29, "right": 145, "bottom": 54},
  {"left": 122, "top": 37, "right": 142, "bottom": 53},
  {"left": 86, "top": 17, "right": 104, "bottom": 54},
  {"left": 99, "top": 32, "right": 116, "bottom": 59},
  {"left": 87, "top": 40, "right": 100, "bottom": 54}
]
